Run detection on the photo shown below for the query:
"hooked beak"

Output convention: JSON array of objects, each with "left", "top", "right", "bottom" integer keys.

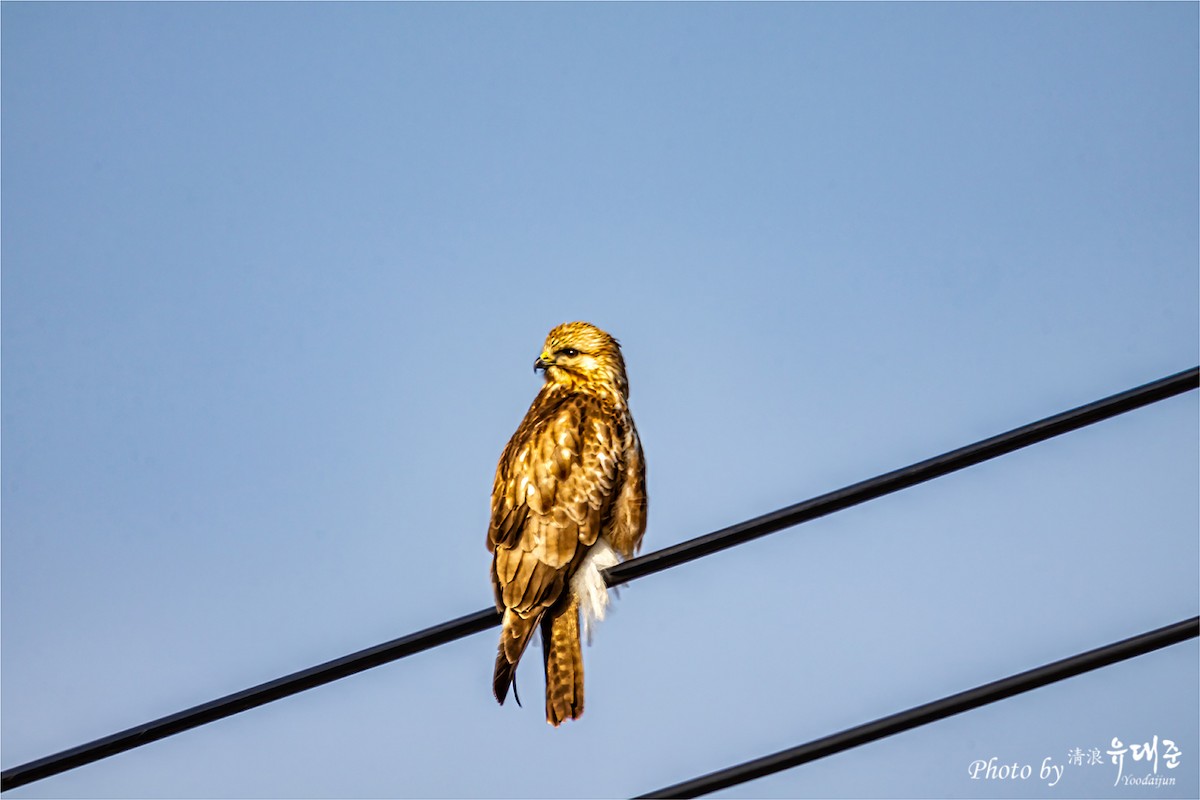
[{"left": 534, "top": 354, "right": 553, "bottom": 373}]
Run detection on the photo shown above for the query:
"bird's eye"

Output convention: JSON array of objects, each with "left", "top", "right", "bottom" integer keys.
[{"left": 557, "top": 348, "right": 580, "bottom": 358}]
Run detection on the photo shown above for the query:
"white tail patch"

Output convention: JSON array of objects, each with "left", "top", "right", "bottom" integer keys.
[{"left": 570, "top": 538, "right": 621, "bottom": 645}]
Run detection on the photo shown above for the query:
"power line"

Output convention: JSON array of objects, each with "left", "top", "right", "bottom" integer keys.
[
  {"left": 0, "top": 607, "right": 503, "bottom": 792},
  {"left": 2, "top": 366, "right": 1196, "bottom": 792},
  {"left": 635, "top": 616, "right": 1200, "bottom": 798},
  {"left": 608, "top": 365, "right": 1199, "bottom": 584}
]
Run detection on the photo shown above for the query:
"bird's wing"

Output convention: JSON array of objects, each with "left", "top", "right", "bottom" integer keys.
[
  {"left": 488, "top": 392, "right": 622, "bottom": 682},
  {"left": 607, "top": 416, "right": 648, "bottom": 559}
]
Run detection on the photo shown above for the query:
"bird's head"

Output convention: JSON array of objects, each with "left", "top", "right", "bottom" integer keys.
[{"left": 534, "top": 322, "right": 630, "bottom": 401}]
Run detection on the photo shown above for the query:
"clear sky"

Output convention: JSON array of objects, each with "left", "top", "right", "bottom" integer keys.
[{"left": 2, "top": 3, "right": 1197, "bottom": 799}]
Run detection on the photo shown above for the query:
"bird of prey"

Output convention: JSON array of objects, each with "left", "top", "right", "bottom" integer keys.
[{"left": 487, "top": 321, "right": 647, "bottom": 726}]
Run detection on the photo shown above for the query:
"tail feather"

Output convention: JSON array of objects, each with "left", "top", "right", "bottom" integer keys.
[
  {"left": 542, "top": 595, "right": 584, "bottom": 726},
  {"left": 493, "top": 610, "right": 538, "bottom": 705},
  {"left": 493, "top": 652, "right": 518, "bottom": 706}
]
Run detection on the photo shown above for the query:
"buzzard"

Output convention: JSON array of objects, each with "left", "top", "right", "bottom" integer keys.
[{"left": 488, "top": 322, "right": 647, "bottom": 725}]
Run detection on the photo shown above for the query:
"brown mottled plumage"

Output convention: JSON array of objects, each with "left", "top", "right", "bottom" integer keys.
[{"left": 487, "top": 322, "right": 647, "bottom": 726}]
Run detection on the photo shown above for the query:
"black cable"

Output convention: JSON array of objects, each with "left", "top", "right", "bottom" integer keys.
[
  {"left": 2, "top": 366, "right": 1196, "bottom": 792},
  {"left": 635, "top": 616, "right": 1200, "bottom": 799},
  {"left": 608, "top": 365, "right": 1199, "bottom": 584},
  {"left": 0, "top": 607, "right": 503, "bottom": 792}
]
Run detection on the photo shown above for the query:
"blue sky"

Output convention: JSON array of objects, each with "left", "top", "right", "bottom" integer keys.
[{"left": 2, "top": 3, "right": 1197, "bottom": 798}]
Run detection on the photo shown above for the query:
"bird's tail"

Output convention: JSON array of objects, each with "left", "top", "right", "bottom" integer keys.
[
  {"left": 542, "top": 594, "right": 584, "bottom": 726},
  {"left": 493, "top": 610, "right": 538, "bottom": 706}
]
